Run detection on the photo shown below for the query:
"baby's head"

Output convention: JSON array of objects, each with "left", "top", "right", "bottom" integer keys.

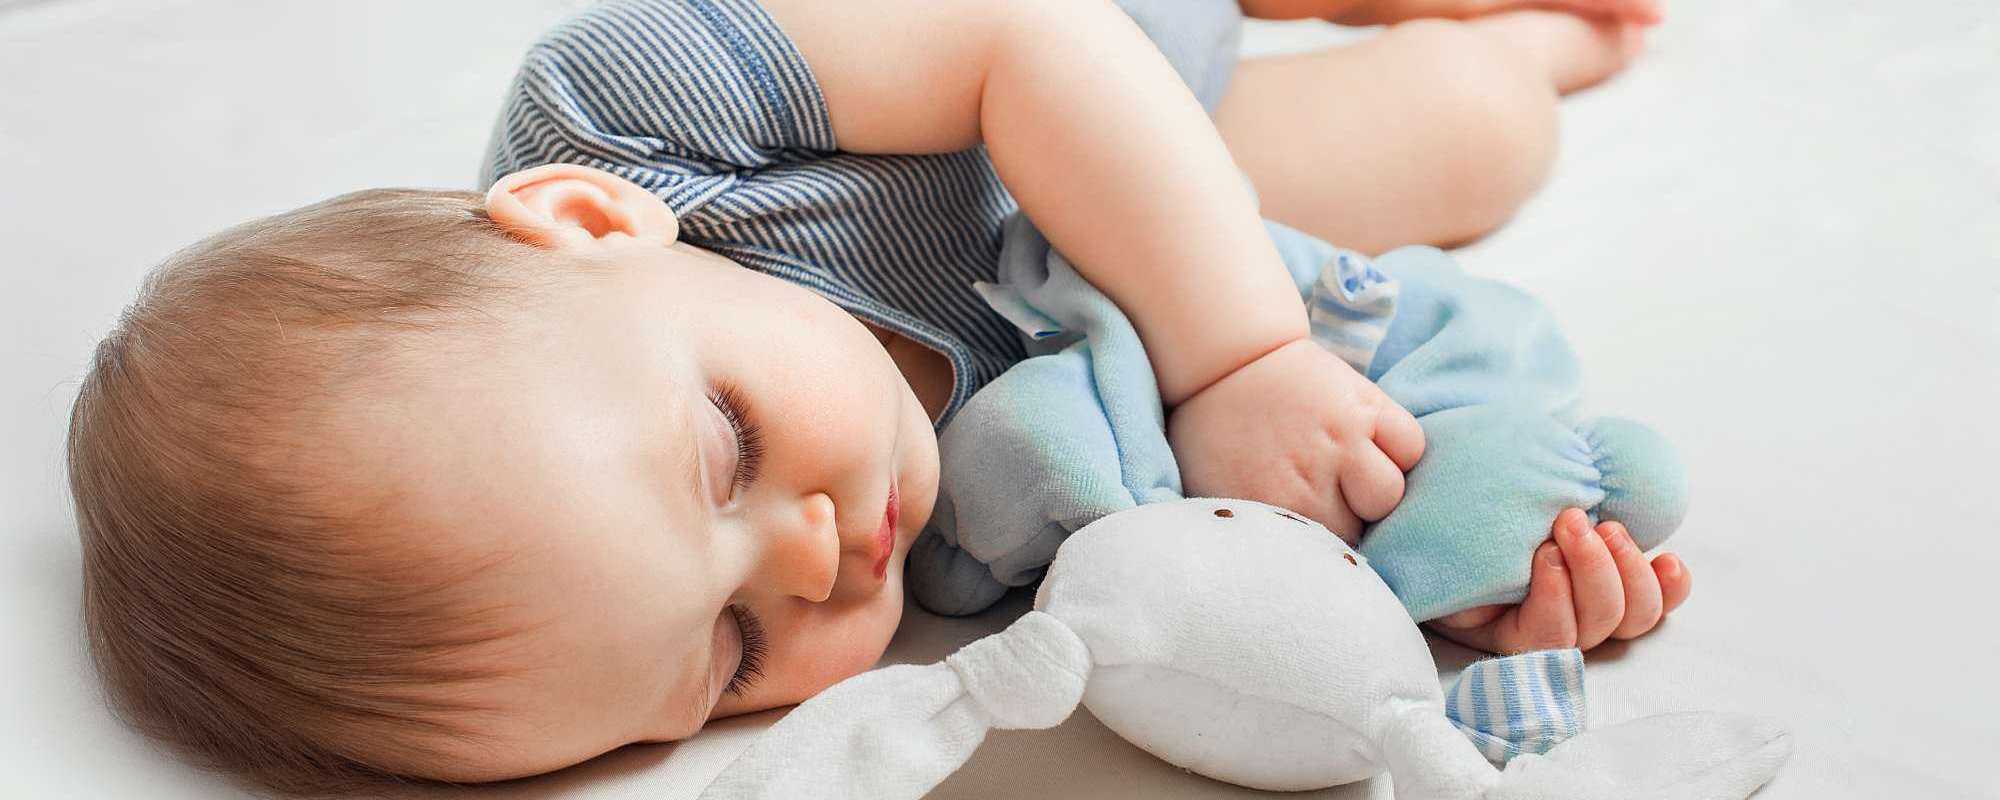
[{"left": 67, "top": 165, "right": 937, "bottom": 797}]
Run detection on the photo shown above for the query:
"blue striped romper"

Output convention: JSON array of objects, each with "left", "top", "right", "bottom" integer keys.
[
  {"left": 481, "top": 0, "right": 1031, "bottom": 430},
  {"left": 478, "top": 0, "right": 1250, "bottom": 430}
]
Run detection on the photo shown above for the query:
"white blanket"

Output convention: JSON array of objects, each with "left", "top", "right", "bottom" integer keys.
[{"left": 0, "top": 1, "right": 1992, "bottom": 797}]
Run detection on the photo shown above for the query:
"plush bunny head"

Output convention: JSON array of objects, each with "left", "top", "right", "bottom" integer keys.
[
  {"left": 1032, "top": 498, "right": 1436, "bottom": 789},
  {"left": 702, "top": 499, "right": 1791, "bottom": 800}
]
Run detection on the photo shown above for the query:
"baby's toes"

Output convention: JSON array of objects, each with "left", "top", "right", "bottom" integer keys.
[
  {"left": 1630, "top": 0, "right": 1665, "bottom": 25},
  {"left": 1601, "top": 521, "right": 1665, "bottom": 640},
  {"left": 1579, "top": 19, "right": 1650, "bottom": 92},
  {"left": 1551, "top": 0, "right": 1663, "bottom": 25},
  {"left": 1605, "top": 0, "right": 1664, "bottom": 25}
]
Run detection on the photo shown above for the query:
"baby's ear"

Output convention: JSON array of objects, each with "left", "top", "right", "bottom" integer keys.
[{"left": 484, "top": 164, "right": 679, "bottom": 250}]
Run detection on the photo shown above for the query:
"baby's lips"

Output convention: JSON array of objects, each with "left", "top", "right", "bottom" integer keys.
[{"left": 870, "top": 483, "right": 899, "bottom": 580}]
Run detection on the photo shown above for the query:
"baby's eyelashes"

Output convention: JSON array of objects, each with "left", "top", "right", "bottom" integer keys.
[
  {"left": 722, "top": 603, "right": 769, "bottom": 697},
  {"left": 711, "top": 382, "right": 764, "bottom": 497}
]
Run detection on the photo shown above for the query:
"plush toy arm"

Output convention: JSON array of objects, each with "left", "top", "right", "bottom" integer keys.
[
  {"left": 699, "top": 611, "right": 1091, "bottom": 800},
  {"left": 1379, "top": 699, "right": 1507, "bottom": 800},
  {"left": 1310, "top": 244, "right": 1690, "bottom": 621},
  {"left": 1444, "top": 649, "right": 1588, "bottom": 763},
  {"left": 1378, "top": 701, "right": 1790, "bottom": 800},
  {"left": 1358, "top": 404, "right": 1690, "bottom": 621}
]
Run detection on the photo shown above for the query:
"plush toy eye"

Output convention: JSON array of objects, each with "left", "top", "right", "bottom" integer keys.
[
  {"left": 1213, "top": 508, "right": 1234, "bottom": 518},
  {"left": 1343, "top": 553, "right": 1358, "bottom": 566},
  {"left": 1273, "top": 510, "right": 1309, "bottom": 526}
]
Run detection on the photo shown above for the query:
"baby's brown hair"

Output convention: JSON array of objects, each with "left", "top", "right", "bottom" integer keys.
[{"left": 67, "top": 188, "right": 566, "bottom": 797}]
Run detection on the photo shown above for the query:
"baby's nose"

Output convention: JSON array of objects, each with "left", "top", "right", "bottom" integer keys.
[{"left": 754, "top": 492, "right": 840, "bottom": 602}]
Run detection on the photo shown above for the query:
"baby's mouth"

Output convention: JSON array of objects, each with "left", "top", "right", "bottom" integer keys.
[{"left": 872, "top": 482, "right": 899, "bottom": 580}]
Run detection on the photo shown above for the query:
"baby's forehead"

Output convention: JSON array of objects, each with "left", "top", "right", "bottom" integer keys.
[
  {"left": 304, "top": 235, "right": 742, "bottom": 582},
  {"left": 328, "top": 326, "right": 703, "bottom": 546}
]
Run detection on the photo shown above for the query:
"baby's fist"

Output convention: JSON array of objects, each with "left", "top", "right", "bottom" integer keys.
[
  {"left": 1428, "top": 509, "right": 1694, "bottom": 654},
  {"left": 1167, "top": 338, "right": 1424, "bottom": 542}
]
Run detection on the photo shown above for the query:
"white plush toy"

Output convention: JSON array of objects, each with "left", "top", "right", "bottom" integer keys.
[{"left": 701, "top": 499, "right": 1791, "bottom": 799}]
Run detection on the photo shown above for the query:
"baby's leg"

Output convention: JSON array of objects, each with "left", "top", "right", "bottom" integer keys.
[{"left": 1216, "top": 11, "right": 1642, "bottom": 252}]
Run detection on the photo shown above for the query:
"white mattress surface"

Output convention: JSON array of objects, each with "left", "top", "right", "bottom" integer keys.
[{"left": 2, "top": 1, "right": 1994, "bottom": 798}]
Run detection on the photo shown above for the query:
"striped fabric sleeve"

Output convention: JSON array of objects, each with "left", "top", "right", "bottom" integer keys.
[
  {"left": 1442, "top": 648, "right": 1588, "bottom": 763},
  {"left": 480, "top": 0, "right": 838, "bottom": 212},
  {"left": 1308, "top": 249, "right": 1400, "bottom": 375}
]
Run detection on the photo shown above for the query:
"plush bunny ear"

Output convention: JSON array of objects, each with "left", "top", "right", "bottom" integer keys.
[
  {"left": 1485, "top": 712, "right": 1792, "bottom": 800},
  {"left": 1377, "top": 705, "right": 1790, "bottom": 800},
  {"left": 699, "top": 611, "right": 1091, "bottom": 800}
]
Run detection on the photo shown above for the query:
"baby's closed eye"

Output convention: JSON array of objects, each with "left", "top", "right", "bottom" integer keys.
[
  {"left": 710, "top": 382, "right": 764, "bottom": 498},
  {"left": 722, "top": 603, "right": 768, "bottom": 697}
]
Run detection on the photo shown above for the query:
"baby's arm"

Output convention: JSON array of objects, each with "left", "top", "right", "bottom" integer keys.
[
  {"left": 766, "top": 0, "right": 1423, "bottom": 535},
  {"left": 767, "top": 0, "right": 1294, "bottom": 406}
]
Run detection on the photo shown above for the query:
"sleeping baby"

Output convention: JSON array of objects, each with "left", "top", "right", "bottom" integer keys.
[{"left": 66, "top": 0, "right": 1687, "bottom": 795}]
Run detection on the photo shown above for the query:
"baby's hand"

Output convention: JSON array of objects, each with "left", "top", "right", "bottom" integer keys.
[
  {"left": 1167, "top": 338, "right": 1425, "bottom": 543},
  {"left": 1429, "top": 508, "right": 1693, "bottom": 654}
]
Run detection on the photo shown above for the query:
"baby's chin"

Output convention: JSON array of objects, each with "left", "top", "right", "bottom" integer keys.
[
  {"left": 864, "top": 561, "right": 909, "bottom": 661},
  {"left": 822, "top": 560, "right": 910, "bottom": 684}
]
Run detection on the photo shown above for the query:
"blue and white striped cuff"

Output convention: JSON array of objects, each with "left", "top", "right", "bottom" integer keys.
[
  {"left": 1443, "top": 648, "right": 1588, "bottom": 763},
  {"left": 1308, "top": 249, "right": 1399, "bottom": 374}
]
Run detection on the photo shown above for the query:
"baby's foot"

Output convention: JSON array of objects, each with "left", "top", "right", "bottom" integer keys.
[
  {"left": 1467, "top": 7, "right": 1653, "bottom": 94},
  {"left": 1479, "top": 0, "right": 1662, "bottom": 26},
  {"left": 1428, "top": 508, "right": 1694, "bottom": 654}
]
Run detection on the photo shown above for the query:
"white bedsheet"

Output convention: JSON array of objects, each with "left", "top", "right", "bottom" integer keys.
[{"left": 2, "top": 1, "right": 1993, "bottom": 797}]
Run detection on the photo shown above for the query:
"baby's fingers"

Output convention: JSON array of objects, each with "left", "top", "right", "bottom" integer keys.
[
  {"left": 1435, "top": 604, "right": 1507, "bottom": 632},
  {"left": 1308, "top": 482, "right": 1366, "bottom": 547},
  {"left": 1496, "top": 542, "right": 1579, "bottom": 653},
  {"left": 1553, "top": 509, "right": 1624, "bottom": 650},
  {"left": 1601, "top": 521, "right": 1665, "bottom": 640},
  {"left": 1340, "top": 446, "right": 1406, "bottom": 522},
  {"left": 1655, "top": 554, "right": 1692, "bottom": 617},
  {"left": 1373, "top": 402, "right": 1425, "bottom": 472}
]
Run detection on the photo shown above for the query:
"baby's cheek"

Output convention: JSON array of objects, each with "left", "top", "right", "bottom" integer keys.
[
  {"left": 793, "top": 601, "right": 903, "bottom": 698},
  {"left": 763, "top": 636, "right": 878, "bottom": 710}
]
